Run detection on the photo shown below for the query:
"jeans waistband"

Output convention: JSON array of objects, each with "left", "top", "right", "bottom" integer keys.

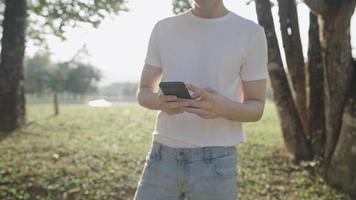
[{"left": 149, "top": 140, "right": 237, "bottom": 162}]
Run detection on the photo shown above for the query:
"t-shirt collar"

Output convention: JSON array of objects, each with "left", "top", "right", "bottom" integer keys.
[{"left": 186, "top": 8, "right": 233, "bottom": 24}]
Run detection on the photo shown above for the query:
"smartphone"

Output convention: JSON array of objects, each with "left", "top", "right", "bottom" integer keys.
[{"left": 159, "top": 81, "right": 192, "bottom": 99}]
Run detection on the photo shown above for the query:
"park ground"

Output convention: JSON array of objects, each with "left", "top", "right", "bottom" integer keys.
[{"left": 0, "top": 101, "right": 352, "bottom": 200}]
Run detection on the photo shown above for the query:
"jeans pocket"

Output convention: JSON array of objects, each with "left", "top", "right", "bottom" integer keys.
[{"left": 213, "top": 152, "right": 237, "bottom": 179}]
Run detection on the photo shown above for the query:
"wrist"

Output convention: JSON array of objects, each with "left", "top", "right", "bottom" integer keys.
[
  {"left": 220, "top": 99, "right": 239, "bottom": 121},
  {"left": 155, "top": 92, "right": 162, "bottom": 110}
]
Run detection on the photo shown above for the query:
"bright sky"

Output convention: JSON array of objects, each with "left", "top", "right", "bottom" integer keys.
[{"left": 27, "top": 0, "right": 356, "bottom": 87}]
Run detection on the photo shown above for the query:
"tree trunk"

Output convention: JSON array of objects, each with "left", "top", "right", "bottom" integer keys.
[
  {"left": 254, "top": 0, "right": 356, "bottom": 195},
  {"left": 255, "top": 0, "right": 312, "bottom": 161},
  {"left": 0, "top": 0, "right": 27, "bottom": 133},
  {"left": 54, "top": 92, "right": 59, "bottom": 115},
  {"left": 277, "top": 0, "right": 308, "bottom": 137},
  {"left": 317, "top": 1, "right": 356, "bottom": 195},
  {"left": 306, "top": 11, "right": 325, "bottom": 158},
  {"left": 317, "top": 2, "right": 355, "bottom": 165},
  {"left": 326, "top": 69, "right": 356, "bottom": 196},
  {"left": 301, "top": 0, "right": 356, "bottom": 195}
]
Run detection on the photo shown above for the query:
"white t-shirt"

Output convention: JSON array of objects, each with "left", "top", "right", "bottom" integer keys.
[{"left": 144, "top": 9, "right": 268, "bottom": 148}]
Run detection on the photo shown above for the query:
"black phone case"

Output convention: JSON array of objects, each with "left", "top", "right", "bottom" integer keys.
[{"left": 159, "top": 81, "right": 192, "bottom": 99}]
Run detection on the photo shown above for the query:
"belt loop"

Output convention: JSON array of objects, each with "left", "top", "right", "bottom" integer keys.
[
  {"left": 203, "top": 148, "right": 212, "bottom": 163},
  {"left": 157, "top": 142, "right": 162, "bottom": 160}
]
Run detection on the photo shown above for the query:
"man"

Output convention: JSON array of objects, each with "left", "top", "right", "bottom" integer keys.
[{"left": 134, "top": 0, "right": 268, "bottom": 199}]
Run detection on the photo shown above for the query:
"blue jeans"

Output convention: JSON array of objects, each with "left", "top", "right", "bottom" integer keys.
[{"left": 133, "top": 140, "right": 238, "bottom": 200}]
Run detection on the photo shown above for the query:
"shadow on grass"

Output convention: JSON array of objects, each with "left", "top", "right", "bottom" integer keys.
[{"left": 0, "top": 114, "right": 56, "bottom": 141}]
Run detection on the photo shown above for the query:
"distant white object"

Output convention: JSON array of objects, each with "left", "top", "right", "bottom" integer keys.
[{"left": 88, "top": 99, "right": 112, "bottom": 107}]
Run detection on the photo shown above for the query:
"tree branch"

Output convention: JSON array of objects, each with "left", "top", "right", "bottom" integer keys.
[{"left": 304, "top": 0, "right": 328, "bottom": 15}]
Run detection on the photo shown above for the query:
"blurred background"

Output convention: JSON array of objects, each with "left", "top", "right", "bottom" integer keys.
[{"left": 0, "top": 0, "right": 355, "bottom": 199}]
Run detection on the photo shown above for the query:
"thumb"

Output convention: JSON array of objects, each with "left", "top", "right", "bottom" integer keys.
[
  {"left": 204, "top": 87, "right": 216, "bottom": 93},
  {"left": 185, "top": 83, "right": 210, "bottom": 99}
]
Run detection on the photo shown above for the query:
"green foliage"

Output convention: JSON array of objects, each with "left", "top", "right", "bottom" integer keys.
[
  {"left": 0, "top": 102, "right": 352, "bottom": 199},
  {"left": 64, "top": 62, "right": 102, "bottom": 96},
  {"left": 0, "top": 1, "right": 128, "bottom": 45},
  {"left": 47, "top": 62, "right": 71, "bottom": 93},
  {"left": 24, "top": 0, "right": 128, "bottom": 44},
  {"left": 25, "top": 52, "right": 102, "bottom": 97},
  {"left": 25, "top": 52, "right": 53, "bottom": 95},
  {"left": 172, "top": 0, "right": 192, "bottom": 14}
]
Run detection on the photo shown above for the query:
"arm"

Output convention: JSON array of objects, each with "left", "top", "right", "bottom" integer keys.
[
  {"left": 138, "top": 20, "right": 188, "bottom": 113},
  {"left": 182, "top": 80, "right": 267, "bottom": 122},
  {"left": 137, "top": 64, "right": 188, "bottom": 114},
  {"left": 136, "top": 64, "right": 162, "bottom": 110},
  {"left": 221, "top": 79, "right": 267, "bottom": 122},
  {"left": 223, "top": 26, "right": 268, "bottom": 122}
]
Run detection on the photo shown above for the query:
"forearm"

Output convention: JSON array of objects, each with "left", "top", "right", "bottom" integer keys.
[
  {"left": 221, "top": 99, "right": 265, "bottom": 122},
  {"left": 137, "top": 87, "right": 161, "bottom": 110}
]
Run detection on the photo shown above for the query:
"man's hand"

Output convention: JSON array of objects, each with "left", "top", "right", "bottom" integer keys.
[
  {"left": 158, "top": 93, "right": 189, "bottom": 115},
  {"left": 182, "top": 80, "right": 267, "bottom": 122},
  {"left": 182, "top": 83, "right": 232, "bottom": 119}
]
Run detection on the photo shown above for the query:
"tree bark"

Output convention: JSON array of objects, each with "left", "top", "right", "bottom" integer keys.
[
  {"left": 326, "top": 68, "right": 356, "bottom": 196},
  {"left": 0, "top": 0, "right": 27, "bottom": 133},
  {"left": 306, "top": 11, "right": 325, "bottom": 158},
  {"left": 318, "top": 1, "right": 355, "bottom": 164},
  {"left": 304, "top": 0, "right": 328, "bottom": 15},
  {"left": 255, "top": 0, "right": 312, "bottom": 161},
  {"left": 277, "top": 0, "right": 308, "bottom": 137},
  {"left": 254, "top": 0, "right": 356, "bottom": 195},
  {"left": 304, "top": 0, "right": 356, "bottom": 195},
  {"left": 318, "top": 1, "right": 356, "bottom": 194}
]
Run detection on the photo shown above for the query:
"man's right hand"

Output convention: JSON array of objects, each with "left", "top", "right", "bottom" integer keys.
[{"left": 157, "top": 94, "right": 188, "bottom": 115}]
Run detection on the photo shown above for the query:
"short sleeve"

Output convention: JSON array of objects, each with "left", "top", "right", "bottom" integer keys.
[
  {"left": 144, "top": 22, "right": 162, "bottom": 68},
  {"left": 240, "top": 27, "right": 268, "bottom": 81}
]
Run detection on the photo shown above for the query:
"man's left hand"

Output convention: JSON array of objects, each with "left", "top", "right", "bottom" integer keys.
[{"left": 182, "top": 83, "right": 233, "bottom": 119}]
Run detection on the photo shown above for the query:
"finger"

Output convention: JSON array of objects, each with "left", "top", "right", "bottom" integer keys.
[
  {"left": 184, "top": 107, "right": 208, "bottom": 116},
  {"left": 191, "top": 92, "right": 200, "bottom": 99},
  {"left": 171, "top": 107, "right": 184, "bottom": 114},
  {"left": 204, "top": 87, "right": 216, "bottom": 93},
  {"left": 166, "top": 102, "right": 180, "bottom": 109},
  {"left": 168, "top": 101, "right": 189, "bottom": 109},
  {"left": 159, "top": 95, "right": 177, "bottom": 102},
  {"left": 178, "top": 101, "right": 190, "bottom": 108},
  {"left": 176, "top": 99, "right": 190, "bottom": 107},
  {"left": 185, "top": 83, "right": 209, "bottom": 99},
  {"left": 177, "top": 98, "right": 189, "bottom": 102},
  {"left": 185, "top": 100, "right": 208, "bottom": 109},
  {"left": 189, "top": 88, "right": 214, "bottom": 99}
]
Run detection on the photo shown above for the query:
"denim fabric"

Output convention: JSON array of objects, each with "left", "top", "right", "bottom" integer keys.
[{"left": 133, "top": 140, "right": 238, "bottom": 200}]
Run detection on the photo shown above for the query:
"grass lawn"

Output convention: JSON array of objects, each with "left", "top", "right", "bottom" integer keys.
[{"left": 0, "top": 101, "right": 351, "bottom": 200}]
